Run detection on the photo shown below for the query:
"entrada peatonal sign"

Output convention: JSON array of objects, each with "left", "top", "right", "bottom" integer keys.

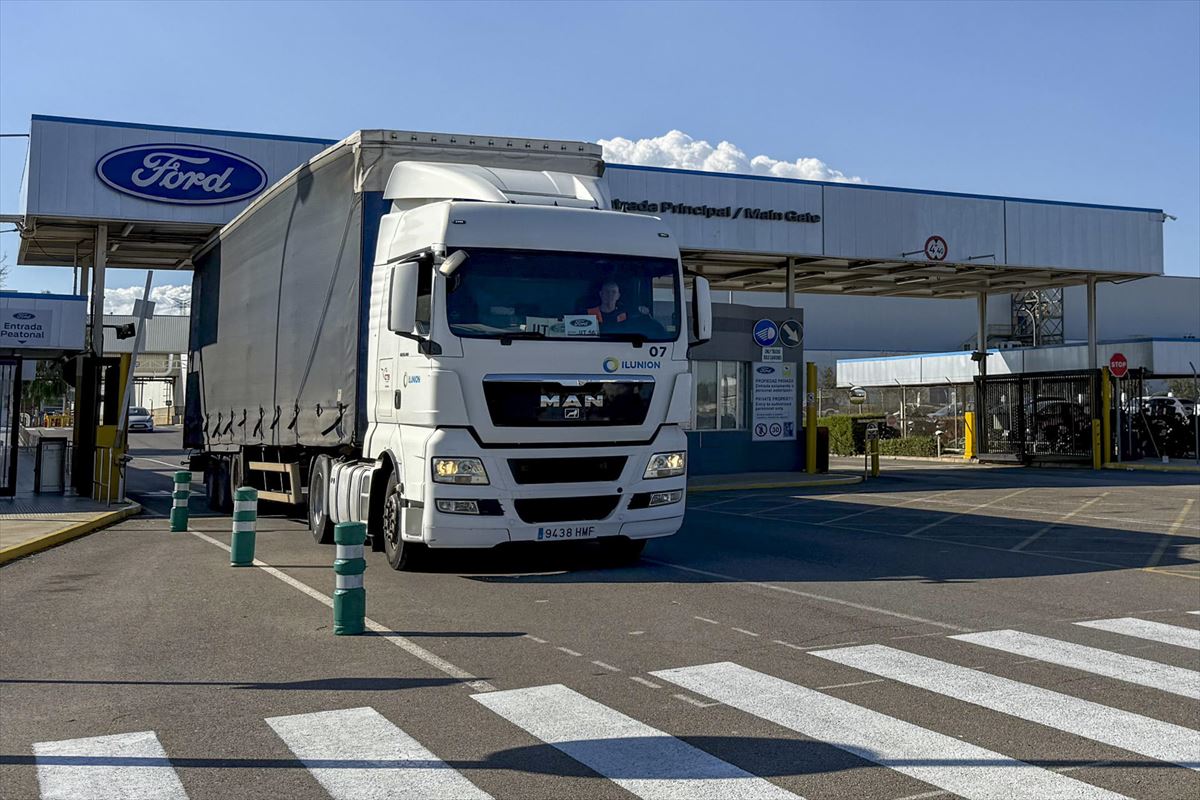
[{"left": 612, "top": 199, "right": 820, "bottom": 224}]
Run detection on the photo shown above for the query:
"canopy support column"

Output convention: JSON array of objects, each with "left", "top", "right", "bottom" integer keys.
[
  {"left": 785, "top": 258, "right": 795, "bottom": 309},
  {"left": 91, "top": 224, "right": 107, "bottom": 356},
  {"left": 1087, "top": 276, "right": 1098, "bottom": 369}
]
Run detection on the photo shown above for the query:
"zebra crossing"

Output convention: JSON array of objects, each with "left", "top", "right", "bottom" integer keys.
[{"left": 31, "top": 613, "right": 1200, "bottom": 800}]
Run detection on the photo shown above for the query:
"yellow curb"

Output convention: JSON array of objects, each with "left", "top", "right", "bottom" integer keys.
[
  {"left": 0, "top": 503, "right": 142, "bottom": 566},
  {"left": 688, "top": 475, "right": 864, "bottom": 493},
  {"left": 1104, "top": 462, "right": 1200, "bottom": 474}
]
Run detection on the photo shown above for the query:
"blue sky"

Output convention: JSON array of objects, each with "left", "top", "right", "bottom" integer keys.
[{"left": 1, "top": 0, "right": 1197, "bottom": 298}]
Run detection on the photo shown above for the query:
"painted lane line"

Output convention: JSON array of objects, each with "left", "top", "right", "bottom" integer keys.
[
  {"left": 693, "top": 616, "right": 721, "bottom": 625},
  {"left": 672, "top": 693, "right": 719, "bottom": 708},
  {"left": 1011, "top": 494, "right": 1108, "bottom": 551},
  {"left": 556, "top": 647, "right": 583, "bottom": 657},
  {"left": 644, "top": 558, "right": 969, "bottom": 632},
  {"left": 630, "top": 676, "right": 663, "bottom": 689},
  {"left": 812, "top": 644, "right": 1199, "bottom": 771},
  {"left": 187, "top": 529, "right": 494, "bottom": 692},
  {"left": 1147, "top": 498, "right": 1197, "bottom": 568},
  {"left": 1074, "top": 618, "right": 1200, "bottom": 650},
  {"left": 730, "top": 627, "right": 761, "bottom": 637},
  {"left": 130, "top": 456, "right": 188, "bottom": 469},
  {"left": 473, "top": 684, "right": 801, "bottom": 800},
  {"left": 34, "top": 730, "right": 189, "bottom": 800},
  {"left": 1190, "top": 611, "right": 1200, "bottom": 615},
  {"left": 524, "top": 635, "right": 548, "bottom": 644},
  {"left": 774, "top": 639, "right": 860, "bottom": 651},
  {"left": 952, "top": 629, "right": 1200, "bottom": 699},
  {"left": 266, "top": 706, "right": 491, "bottom": 800},
  {"left": 652, "top": 662, "right": 1126, "bottom": 800},
  {"left": 905, "top": 488, "right": 1033, "bottom": 537},
  {"left": 813, "top": 678, "right": 885, "bottom": 691},
  {"left": 592, "top": 660, "right": 622, "bottom": 672},
  {"left": 823, "top": 489, "right": 960, "bottom": 525}
]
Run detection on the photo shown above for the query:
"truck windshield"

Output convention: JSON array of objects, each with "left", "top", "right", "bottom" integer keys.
[{"left": 445, "top": 248, "right": 680, "bottom": 342}]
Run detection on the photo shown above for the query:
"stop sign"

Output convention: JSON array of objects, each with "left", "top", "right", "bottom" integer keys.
[{"left": 1109, "top": 352, "right": 1128, "bottom": 378}]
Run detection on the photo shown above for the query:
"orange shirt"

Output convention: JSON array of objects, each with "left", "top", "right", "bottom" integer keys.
[{"left": 587, "top": 305, "right": 627, "bottom": 323}]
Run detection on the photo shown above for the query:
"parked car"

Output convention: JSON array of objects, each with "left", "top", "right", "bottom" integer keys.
[{"left": 128, "top": 406, "right": 155, "bottom": 432}]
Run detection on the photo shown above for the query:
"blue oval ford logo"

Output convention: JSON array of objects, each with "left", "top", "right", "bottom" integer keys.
[
  {"left": 96, "top": 144, "right": 267, "bottom": 205},
  {"left": 13, "top": 312, "right": 35, "bottom": 320},
  {"left": 756, "top": 365, "right": 776, "bottom": 374}
]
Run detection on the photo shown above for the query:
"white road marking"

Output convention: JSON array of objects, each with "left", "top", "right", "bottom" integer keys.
[
  {"left": 1074, "top": 617, "right": 1200, "bottom": 650},
  {"left": 187, "top": 529, "right": 494, "bottom": 692},
  {"left": 730, "top": 627, "right": 760, "bottom": 637},
  {"left": 1011, "top": 494, "right": 1108, "bottom": 551},
  {"left": 266, "top": 706, "right": 491, "bottom": 800},
  {"left": 822, "top": 490, "right": 959, "bottom": 524},
  {"left": 130, "top": 456, "right": 187, "bottom": 469},
  {"left": 592, "top": 661, "right": 622, "bottom": 672},
  {"left": 952, "top": 629, "right": 1200, "bottom": 699},
  {"left": 672, "top": 693, "right": 719, "bottom": 708},
  {"left": 473, "top": 684, "right": 800, "bottom": 800},
  {"left": 813, "top": 644, "right": 1199, "bottom": 771},
  {"left": 773, "top": 639, "right": 859, "bottom": 651},
  {"left": 524, "top": 635, "right": 547, "bottom": 644},
  {"left": 905, "top": 488, "right": 1033, "bottom": 537},
  {"left": 34, "top": 730, "right": 188, "bottom": 800},
  {"left": 644, "top": 558, "right": 969, "bottom": 632},
  {"left": 1189, "top": 611, "right": 1200, "bottom": 615},
  {"left": 630, "top": 676, "right": 662, "bottom": 689},
  {"left": 556, "top": 647, "right": 583, "bottom": 657},
  {"left": 813, "top": 678, "right": 885, "bottom": 691},
  {"left": 1147, "top": 498, "right": 1197, "bottom": 567},
  {"left": 653, "top": 662, "right": 1126, "bottom": 800},
  {"left": 693, "top": 616, "right": 721, "bottom": 625}
]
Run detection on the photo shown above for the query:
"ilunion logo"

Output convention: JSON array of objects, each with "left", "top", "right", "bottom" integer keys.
[
  {"left": 96, "top": 144, "right": 268, "bottom": 206},
  {"left": 602, "top": 357, "right": 620, "bottom": 373}
]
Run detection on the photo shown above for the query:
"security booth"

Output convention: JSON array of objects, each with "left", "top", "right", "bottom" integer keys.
[{"left": 0, "top": 291, "right": 87, "bottom": 496}]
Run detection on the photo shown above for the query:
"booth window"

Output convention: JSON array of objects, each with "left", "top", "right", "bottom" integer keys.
[{"left": 690, "top": 360, "right": 746, "bottom": 431}]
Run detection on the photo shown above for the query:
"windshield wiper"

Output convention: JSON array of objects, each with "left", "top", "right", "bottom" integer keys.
[
  {"left": 498, "top": 331, "right": 548, "bottom": 345},
  {"left": 601, "top": 332, "right": 647, "bottom": 347}
]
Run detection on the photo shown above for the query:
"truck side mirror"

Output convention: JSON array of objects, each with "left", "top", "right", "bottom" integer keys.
[
  {"left": 388, "top": 262, "right": 418, "bottom": 334},
  {"left": 692, "top": 276, "right": 712, "bottom": 344}
]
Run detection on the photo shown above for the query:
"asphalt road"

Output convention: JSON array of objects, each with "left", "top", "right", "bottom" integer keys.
[{"left": 2, "top": 430, "right": 1198, "bottom": 800}]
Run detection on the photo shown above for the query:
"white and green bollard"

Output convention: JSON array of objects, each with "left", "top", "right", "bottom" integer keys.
[
  {"left": 333, "top": 521, "right": 366, "bottom": 635},
  {"left": 170, "top": 471, "right": 191, "bottom": 532},
  {"left": 230, "top": 487, "right": 258, "bottom": 567}
]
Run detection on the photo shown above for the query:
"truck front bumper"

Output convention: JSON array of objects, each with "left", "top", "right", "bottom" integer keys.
[{"left": 411, "top": 427, "right": 688, "bottom": 549}]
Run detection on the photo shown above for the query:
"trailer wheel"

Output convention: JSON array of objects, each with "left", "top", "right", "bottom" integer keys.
[
  {"left": 205, "top": 459, "right": 232, "bottom": 514},
  {"left": 382, "top": 471, "right": 424, "bottom": 570},
  {"left": 307, "top": 455, "right": 335, "bottom": 545}
]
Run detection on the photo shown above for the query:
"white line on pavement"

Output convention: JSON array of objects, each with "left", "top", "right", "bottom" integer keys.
[
  {"left": 1074, "top": 617, "right": 1200, "bottom": 650},
  {"left": 644, "top": 558, "right": 970, "bottom": 632},
  {"left": 812, "top": 644, "right": 1199, "bottom": 771},
  {"left": 630, "top": 676, "right": 662, "bottom": 689},
  {"left": 556, "top": 647, "right": 583, "bottom": 657},
  {"left": 34, "top": 730, "right": 189, "bottom": 800},
  {"left": 952, "top": 629, "right": 1200, "bottom": 699},
  {"left": 187, "top": 529, "right": 494, "bottom": 692},
  {"left": 592, "top": 661, "right": 622, "bottom": 672},
  {"left": 823, "top": 489, "right": 960, "bottom": 525},
  {"left": 904, "top": 488, "right": 1033, "bottom": 537},
  {"left": 1010, "top": 494, "right": 1109, "bottom": 551},
  {"left": 652, "top": 661, "right": 1127, "bottom": 800},
  {"left": 1146, "top": 498, "right": 1197, "bottom": 568},
  {"left": 266, "top": 706, "right": 491, "bottom": 800},
  {"left": 730, "top": 627, "right": 760, "bottom": 637},
  {"left": 472, "top": 684, "right": 801, "bottom": 800}
]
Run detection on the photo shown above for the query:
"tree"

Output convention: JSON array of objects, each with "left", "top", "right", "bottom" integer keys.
[{"left": 22, "top": 359, "right": 68, "bottom": 413}]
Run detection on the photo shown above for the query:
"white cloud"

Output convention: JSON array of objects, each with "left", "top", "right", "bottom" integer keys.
[
  {"left": 598, "top": 130, "right": 864, "bottom": 183},
  {"left": 105, "top": 283, "right": 191, "bottom": 315}
]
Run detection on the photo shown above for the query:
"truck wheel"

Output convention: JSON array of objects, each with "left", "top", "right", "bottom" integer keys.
[
  {"left": 307, "top": 455, "right": 335, "bottom": 545},
  {"left": 604, "top": 537, "right": 646, "bottom": 566},
  {"left": 382, "top": 472, "right": 424, "bottom": 570},
  {"left": 205, "top": 459, "right": 232, "bottom": 514}
]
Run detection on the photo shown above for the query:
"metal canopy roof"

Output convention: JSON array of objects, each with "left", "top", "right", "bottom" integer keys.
[
  {"left": 681, "top": 249, "right": 1146, "bottom": 299},
  {"left": 9, "top": 215, "right": 215, "bottom": 271}
]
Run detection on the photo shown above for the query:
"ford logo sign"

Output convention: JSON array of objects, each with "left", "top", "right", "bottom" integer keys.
[
  {"left": 569, "top": 318, "right": 591, "bottom": 327},
  {"left": 756, "top": 366, "right": 776, "bottom": 374},
  {"left": 13, "top": 312, "right": 35, "bottom": 320},
  {"left": 96, "top": 144, "right": 267, "bottom": 205}
]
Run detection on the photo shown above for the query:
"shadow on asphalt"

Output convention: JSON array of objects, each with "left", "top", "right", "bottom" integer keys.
[{"left": 0, "top": 676, "right": 467, "bottom": 691}]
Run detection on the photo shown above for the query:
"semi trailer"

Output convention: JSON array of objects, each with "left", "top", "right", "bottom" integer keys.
[{"left": 185, "top": 130, "right": 712, "bottom": 569}]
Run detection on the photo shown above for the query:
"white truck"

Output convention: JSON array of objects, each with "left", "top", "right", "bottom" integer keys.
[{"left": 186, "top": 130, "right": 712, "bottom": 569}]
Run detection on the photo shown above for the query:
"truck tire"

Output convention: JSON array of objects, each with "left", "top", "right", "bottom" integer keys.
[
  {"left": 205, "top": 459, "right": 232, "bottom": 514},
  {"left": 382, "top": 471, "right": 424, "bottom": 570},
  {"left": 307, "top": 455, "right": 335, "bottom": 545},
  {"left": 229, "top": 453, "right": 245, "bottom": 495},
  {"left": 604, "top": 537, "right": 646, "bottom": 566}
]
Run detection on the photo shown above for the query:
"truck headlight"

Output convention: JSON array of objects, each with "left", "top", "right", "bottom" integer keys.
[
  {"left": 644, "top": 451, "right": 686, "bottom": 479},
  {"left": 432, "top": 457, "right": 489, "bottom": 485}
]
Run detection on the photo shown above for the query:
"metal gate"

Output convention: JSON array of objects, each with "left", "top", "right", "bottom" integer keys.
[
  {"left": 0, "top": 357, "right": 21, "bottom": 496},
  {"left": 975, "top": 369, "right": 1099, "bottom": 463}
]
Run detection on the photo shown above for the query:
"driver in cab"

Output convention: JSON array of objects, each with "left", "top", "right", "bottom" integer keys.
[{"left": 587, "top": 280, "right": 628, "bottom": 325}]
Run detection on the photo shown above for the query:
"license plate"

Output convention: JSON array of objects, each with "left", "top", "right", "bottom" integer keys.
[{"left": 536, "top": 525, "right": 597, "bottom": 541}]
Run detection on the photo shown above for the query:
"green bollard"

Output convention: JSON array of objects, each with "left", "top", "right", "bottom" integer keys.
[
  {"left": 333, "top": 521, "right": 367, "bottom": 635},
  {"left": 230, "top": 487, "right": 258, "bottom": 567},
  {"left": 170, "top": 471, "right": 191, "bottom": 532}
]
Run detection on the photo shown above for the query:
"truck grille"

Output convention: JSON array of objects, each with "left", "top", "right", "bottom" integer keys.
[
  {"left": 483, "top": 379, "right": 654, "bottom": 427},
  {"left": 509, "top": 456, "right": 627, "bottom": 485},
  {"left": 513, "top": 495, "right": 620, "bottom": 523}
]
